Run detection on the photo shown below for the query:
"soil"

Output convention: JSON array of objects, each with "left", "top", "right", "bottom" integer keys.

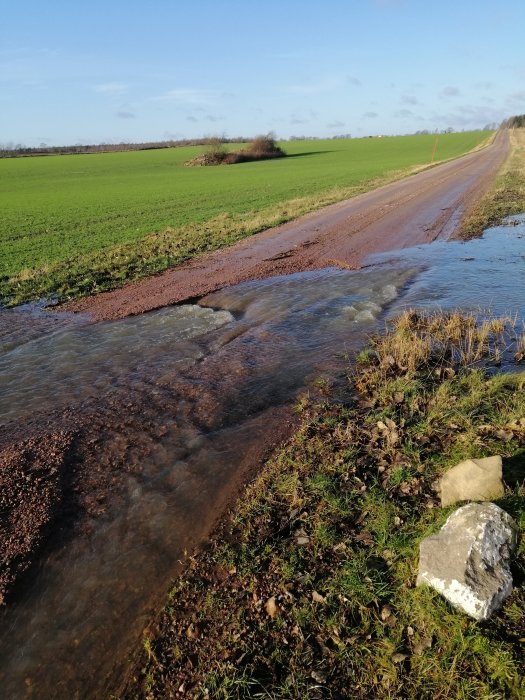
[
  {"left": 0, "top": 334, "right": 299, "bottom": 609},
  {"left": 64, "top": 131, "right": 508, "bottom": 322},
  {"left": 0, "top": 131, "right": 508, "bottom": 607},
  {"left": 0, "top": 131, "right": 511, "bottom": 697}
]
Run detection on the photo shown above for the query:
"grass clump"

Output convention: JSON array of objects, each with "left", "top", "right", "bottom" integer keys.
[
  {"left": 126, "top": 311, "right": 524, "bottom": 699},
  {"left": 460, "top": 128, "right": 525, "bottom": 239}
]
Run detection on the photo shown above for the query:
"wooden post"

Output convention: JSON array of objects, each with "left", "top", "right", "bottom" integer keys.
[{"left": 431, "top": 136, "right": 438, "bottom": 163}]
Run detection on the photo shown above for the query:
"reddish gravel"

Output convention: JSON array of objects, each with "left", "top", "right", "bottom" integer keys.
[
  {"left": 0, "top": 133, "right": 510, "bottom": 697},
  {"left": 64, "top": 132, "right": 508, "bottom": 321},
  {"left": 0, "top": 430, "right": 76, "bottom": 604}
]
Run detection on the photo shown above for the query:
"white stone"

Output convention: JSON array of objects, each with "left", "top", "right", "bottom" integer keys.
[
  {"left": 439, "top": 455, "right": 504, "bottom": 507},
  {"left": 417, "top": 502, "right": 518, "bottom": 620}
]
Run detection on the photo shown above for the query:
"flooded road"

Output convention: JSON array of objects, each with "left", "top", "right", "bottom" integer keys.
[{"left": 0, "top": 216, "right": 524, "bottom": 698}]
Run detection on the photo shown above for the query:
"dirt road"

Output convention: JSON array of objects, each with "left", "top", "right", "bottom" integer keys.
[{"left": 66, "top": 131, "right": 508, "bottom": 321}]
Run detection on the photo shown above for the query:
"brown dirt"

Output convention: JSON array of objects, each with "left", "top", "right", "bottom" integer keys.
[
  {"left": 0, "top": 326, "right": 301, "bottom": 609},
  {"left": 3, "top": 132, "right": 507, "bottom": 606},
  {"left": 0, "top": 133, "right": 511, "bottom": 696},
  {"left": 63, "top": 131, "right": 508, "bottom": 322}
]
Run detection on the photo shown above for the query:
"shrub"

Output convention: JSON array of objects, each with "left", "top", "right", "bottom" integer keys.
[{"left": 186, "top": 134, "right": 285, "bottom": 166}]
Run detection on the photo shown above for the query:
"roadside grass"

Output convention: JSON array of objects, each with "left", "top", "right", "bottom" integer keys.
[
  {"left": 127, "top": 310, "right": 525, "bottom": 700},
  {"left": 0, "top": 131, "right": 492, "bottom": 307},
  {"left": 460, "top": 128, "right": 525, "bottom": 238}
]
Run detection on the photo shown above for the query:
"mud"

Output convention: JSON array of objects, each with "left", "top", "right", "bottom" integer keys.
[
  {"left": 63, "top": 131, "right": 508, "bottom": 321},
  {"left": 0, "top": 132, "right": 513, "bottom": 698}
]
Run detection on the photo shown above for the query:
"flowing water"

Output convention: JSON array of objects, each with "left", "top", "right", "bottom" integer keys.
[{"left": 0, "top": 217, "right": 524, "bottom": 698}]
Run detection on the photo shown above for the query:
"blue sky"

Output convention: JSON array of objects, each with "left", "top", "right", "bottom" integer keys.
[{"left": 2, "top": 0, "right": 525, "bottom": 146}]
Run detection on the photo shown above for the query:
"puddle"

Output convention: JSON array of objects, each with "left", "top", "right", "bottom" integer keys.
[
  {"left": 378, "top": 213, "right": 525, "bottom": 319},
  {"left": 0, "top": 304, "right": 233, "bottom": 425},
  {"left": 0, "top": 216, "right": 524, "bottom": 698}
]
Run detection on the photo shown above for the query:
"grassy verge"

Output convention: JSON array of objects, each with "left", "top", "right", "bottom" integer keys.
[
  {"left": 0, "top": 132, "right": 492, "bottom": 307},
  {"left": 460, "top": 129, "right": 525, "bottom": 239},
  {"left": 126, "top": 311, "right": 525, "bottom": 700}
]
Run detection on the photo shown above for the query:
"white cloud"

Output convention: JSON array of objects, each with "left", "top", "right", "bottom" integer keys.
[
  {"left": 288, "top": 77, "right": 341, "bottom": 95},
  {"left": 95, "top": 82, "right": 128, "bottom": 95},
  {"left": 149, "top": 88, "right": 218, "bottom": 105}
]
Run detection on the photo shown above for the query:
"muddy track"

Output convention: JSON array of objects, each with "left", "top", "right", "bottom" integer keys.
[
  {"left": 65, "top": 131, "right": 508, "bottom": 321},
  {"left": 0, "top": 132, "right": 510, "bottom": 699}
]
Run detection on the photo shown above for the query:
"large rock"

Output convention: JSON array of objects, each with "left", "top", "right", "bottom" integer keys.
[
  {"left": 439, "top": 455, "right": 504, "bottom": 507},
  {"left": 417, "top": 502, "right": 518, "bottom": 620}
]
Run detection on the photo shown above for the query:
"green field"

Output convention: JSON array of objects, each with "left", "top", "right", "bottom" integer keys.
[{"left": 0, "top": 131, "right": 492, "bottom": 305}]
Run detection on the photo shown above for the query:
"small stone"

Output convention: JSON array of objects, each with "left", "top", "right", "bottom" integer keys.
[
  {"left": 413, "top": 636, "right": 433, "bottom": 655},
  {"left": 312, "top": 591, "right": 326, "bottom": 604},
  {"left": 417, "top": 502, "right": 518, "bottom": 620},
  {"left": 186, "top": 623, "right": 199, "bottom": 640},
  {"left": 380, "top": 604, "right": 393, "bottom": 621},
  {"left": 311, "top": 670, "right": 327, "bottom": 684},
  {"left": 439, "top": 455, "right": 504, "bottom": 507},
  {"left": 265, "top": 596, "right": 278, "bottom": 619}
]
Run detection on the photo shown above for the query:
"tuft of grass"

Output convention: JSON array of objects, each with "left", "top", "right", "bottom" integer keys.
[
  {"left": 125, "top": 312, "right": 525, "bottom": 700},
  {"left": 460, "top": 128, "right": 525, "bottom": 239}
]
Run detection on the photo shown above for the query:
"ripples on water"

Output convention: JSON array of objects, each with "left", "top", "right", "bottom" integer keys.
[{"left": 0, "top": 217, "right": 523, "bottom": 699}]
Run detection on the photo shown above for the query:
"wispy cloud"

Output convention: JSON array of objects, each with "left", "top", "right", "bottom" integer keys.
[
  {"left": 363, "top": 111, "right": 378, "bottom": 118},
  {"left": 116, "top": 111, "right": 136, "bottom": 119},
  {"left": 347, "top": 76, "right": 362, "bottom": 86},
  {"left": 474, "top": 81, "right": 493, "bottom": 90},
  {"left": 428, "top": 104, "right": 507, "bottom": 129},
  {"left": 288, "top": 77, "right": 341, "bottom": 95},
  {"left": 394, "top": 109, "right": 414, "bottom": 118},
  {"left": 440, "top": 86, "right": 460, "bottom": 98},
  {"left": 401, "top": 94, "right": 418, "bottom": 105},
  {"left": 149, "top": 88, "right": 218, "bottom": 105},
  {"left": 327, "top": 120, "right": 345, "bottom": 129},
  {"left": 507, "top": 90, "right": 525, "bottom": 106},
  {"left": 95, "top": 82, "right": 128, "bottom": 95}
]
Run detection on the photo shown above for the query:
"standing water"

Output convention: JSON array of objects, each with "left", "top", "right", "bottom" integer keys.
[{"left": 0, "top": 217, "right": 524, "bottom": 698}]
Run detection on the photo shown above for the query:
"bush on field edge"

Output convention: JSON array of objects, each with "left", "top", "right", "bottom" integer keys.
[{"left": 186, "top": 134, "right": 285, "bottom": 166}]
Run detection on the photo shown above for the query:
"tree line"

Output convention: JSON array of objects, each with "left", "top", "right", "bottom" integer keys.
[
  {"left": 503, "top": 115, "right": 525, "bottom": 129},
  {"left": 0, "top": 137, "right": 250, "bottom": 159}
]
